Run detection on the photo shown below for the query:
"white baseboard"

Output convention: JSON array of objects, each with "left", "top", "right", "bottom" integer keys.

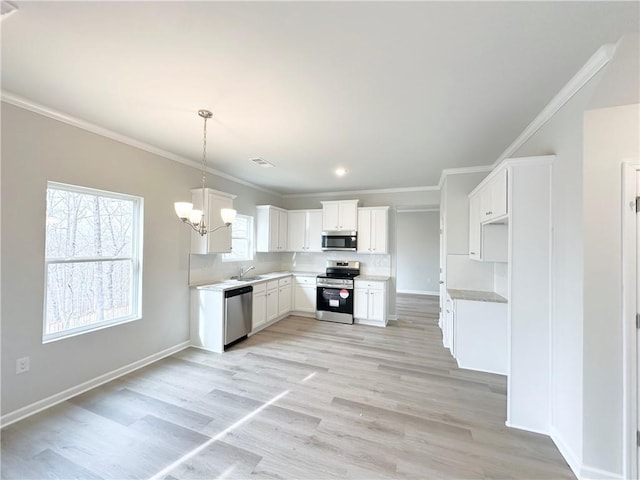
[
  {"left": 0, "top": 340, "right": 191, "bottom": 428},
  {"left": 549, "top": 425, "right": 582, "bottom": 479},
  {"left": 388, "top": 315, "right": 398, "bottom": 321},
  {"left": 505, "top": 420, "right": 549, "bottom": 436},
  {"left": 397, "top": 289, "right": 439, "bottom": 296},
  {"left": 354, "top": 318, "right": 388, "bottom": 327},
  {"left": 580, "top": 465, "right": 623, "bottom": 480}
]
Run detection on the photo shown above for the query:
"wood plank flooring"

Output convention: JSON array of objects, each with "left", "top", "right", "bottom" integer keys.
[{"left": 1, "top": 294, "right": 575, "bottom": 479}]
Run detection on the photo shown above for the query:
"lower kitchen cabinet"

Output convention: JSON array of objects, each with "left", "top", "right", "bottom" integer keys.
[
  {"left": 266, "top": 280, "right": 279, "bottom": 322},
  {"left": 252, "top": 282, "right": 267, "bottom": 330},
  {"left": 354, "top": 279, "right": 388, "bottom": 327},
  {"left": 278, "top": 276, "right": 292, "bottom": 316},
  {"left": 293, "top": 275, "right": 316, "bottom": 315},
  {"left": 453, "top": 299, "right": 507, "bottom": 375}
]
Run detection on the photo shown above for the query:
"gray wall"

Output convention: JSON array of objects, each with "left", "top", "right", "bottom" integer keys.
[
  {"left": 396, "top": 211, "right": 440, "bottom": 294},
  {"left": 0, "top": 102, "right": 281, "bottom": 417}
]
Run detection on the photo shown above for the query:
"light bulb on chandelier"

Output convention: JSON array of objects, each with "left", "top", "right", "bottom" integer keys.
[{"left": 174, "top": 109, "right": 236, "bottom": 235}]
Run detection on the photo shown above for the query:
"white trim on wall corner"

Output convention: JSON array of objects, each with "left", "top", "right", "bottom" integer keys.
[
  {"left": 0, "top": 341, "right": 191, "bottom": 428},
  {"left": 0, "top": 91, "right": 281, "bottom": 196},
  {"left": 493, "top": 43, "right": 616, "bottom": 168},
  {"left": 549, "top": 426, "right": 582, "bottom": 480},
  {"left": 580, "top": 465, "right": 624, "bottom": 480}
]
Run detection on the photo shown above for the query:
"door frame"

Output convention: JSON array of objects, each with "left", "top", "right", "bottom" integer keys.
[{"left": 622, "top": 161, "right": 639, "bottom": 480}]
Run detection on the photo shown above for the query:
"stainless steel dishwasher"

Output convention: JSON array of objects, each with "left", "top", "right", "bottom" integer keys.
[{"left": 224, "top": 285, "right": 253, "bottom": 348}]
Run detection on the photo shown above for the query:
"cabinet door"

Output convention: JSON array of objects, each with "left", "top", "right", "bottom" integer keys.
[
  {"left": 287, "top": 211, "right": 306, "bottom": 252},
  {"left": 278, "top": 285, "right": 292, "bottom": 316},
  {"left": 277, "top": 210, "right": 288, "bottom": 250},
  {"left": 322, "top": 202, "right": 340, "bottom": 231},
  {"left": 294, "top": 284, "right": 316, "bottom": 312},
  {"left": 357, "top": 210, "right": 372, "bottom": 253},
  {"left": 353, "top": 288, "right": 369, "bottom": 319},
  {"left": 368, "top": 289, "right": 385, "bottom": 322},
  {"left": 306, "top": 210, "right": 323, "bottom": 251},
  {"left": 252, "top": 292, "right": 266, "bottom": 329},
  {"left": 480, "top": 185, "right": 493, "bottom": 221},
  {"left": 266, "top": 289, "right": 278, "bottom": 321},
  {"left": 490, "top": 169, "right": 508, "bottom": 218},
  {"left": 469, "top": 193, "right": 482, "bottom": 260},
  {"left": 339, "top": 202, "right": 358, "bottom": 231},
  {"left": 370, "top": 208, "right": 388, "bottom": 254},
  {"left": 268, "top": 209, "right": 280, "bottom": 251}
]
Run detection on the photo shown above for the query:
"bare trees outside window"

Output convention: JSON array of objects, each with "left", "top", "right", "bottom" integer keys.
[{"left": 43, "top": 182, "right": 143, "bottom": 342}]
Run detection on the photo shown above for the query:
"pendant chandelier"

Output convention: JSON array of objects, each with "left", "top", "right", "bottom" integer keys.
[{"left": 174, "top": 109, "right": 236, "bottom": 236}]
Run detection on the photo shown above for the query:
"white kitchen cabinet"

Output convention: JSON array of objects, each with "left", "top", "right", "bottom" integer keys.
[
  {"left": 468, "top": 168, "right": 508, "bottom": 262},
  {"left": 293, "top": 275, "right": 316, "bottom": 314},
  {"left": 266, "top": 280, "right": 279, "bottom": 322},
  {"left": 321, "top": 200, "right": 359, "bottom": 231},
  {"left": 479, "top": 168, "right": 508, "bottom": 222},
  {"left": 287, "top": 210, "right": 322, "bottom": 252},
  {"left": 256, "top": 205, "right": 288, "bottom": 252},
  {"left": 277, "top": 276, "right": 292, "bottom": 317},
  {"left": 357, "top": 207, "right": 389, "bottom": 254},
  {"left": 190, "top": 188, "right": 236, "bottom": 254},
  {"left": 251, "top": 282, "right": 267, "bottom": 330},
  {"left": 354, "top": 279, "right": 388, "bottom": 327},
  {"left": 468, "top": 194, "right": 481, "bottom": 260},
  {"left": 453, "top": 299, "right": 507, "bottom": 375},
  {"left": 443, "top": 294, "right": 454, "bottom": 351}
]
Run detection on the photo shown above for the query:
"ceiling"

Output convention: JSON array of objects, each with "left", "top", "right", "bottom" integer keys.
[{"left": 2, "top": 1, "right": 638, "bottom": 195}]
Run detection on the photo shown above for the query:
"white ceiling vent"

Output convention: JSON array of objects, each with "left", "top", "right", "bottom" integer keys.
[
  {"left": 1, "top": 1, "right": 18, "bottom": 21},
  {"left": 251, "top": 158, "right": 274, "bottom": 168}
]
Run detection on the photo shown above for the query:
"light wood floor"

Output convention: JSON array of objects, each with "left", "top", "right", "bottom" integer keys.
[{"left": 1, "top": 294, "right": 575, "bottom": 479}]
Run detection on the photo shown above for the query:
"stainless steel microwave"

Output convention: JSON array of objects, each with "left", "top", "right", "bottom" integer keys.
[{"left": 321, "top": 231, "right": 357, "bottom": 251}]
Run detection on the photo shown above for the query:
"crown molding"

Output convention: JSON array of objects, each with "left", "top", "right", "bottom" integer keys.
[
  {"left": 0, "top": 91, "right": 281, "bottom": 196},
  {"left": 492, "top": 43, "right": 616, "bottom": 168},
  {"left": 437, "top": 165, "right": 493, "bottom": 189},
  {"left": 282, "top": 184, "right": 440, "bottom": 199}
]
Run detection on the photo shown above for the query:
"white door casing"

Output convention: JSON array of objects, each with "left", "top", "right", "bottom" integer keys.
[{"left": 622, "top": 162, "right": 639, "bottom": 480}]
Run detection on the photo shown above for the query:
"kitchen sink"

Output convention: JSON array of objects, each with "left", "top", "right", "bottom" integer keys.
[{"left": 228, "top": 275, "right": 266, "bottom": 282}]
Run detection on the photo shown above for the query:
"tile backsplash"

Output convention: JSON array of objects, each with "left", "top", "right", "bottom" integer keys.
[{"left": 189, "top": 251, "right": 392, "bottom": 286}]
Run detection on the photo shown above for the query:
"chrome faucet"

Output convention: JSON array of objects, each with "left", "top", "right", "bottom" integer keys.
[{"left": 239, "top": 265, "right": 255, "bottom": 279}]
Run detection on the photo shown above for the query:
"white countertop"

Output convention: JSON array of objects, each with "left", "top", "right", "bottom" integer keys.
[
  {"left": 447, "top": 288, "right": 508, "bottom": 304},
  {"left": 193, "top": 271, "right": 322, "bottom": 291},
  {"left": 355, "top": 275, "right": 390, "bottom": 282}
]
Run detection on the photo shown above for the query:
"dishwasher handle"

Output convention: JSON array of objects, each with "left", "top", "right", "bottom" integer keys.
[{"left": 224, "top": 285, "right": 253, "bottom": 298}]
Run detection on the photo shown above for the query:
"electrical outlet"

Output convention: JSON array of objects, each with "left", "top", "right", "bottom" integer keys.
[{"left": 16, "top": 356, "right": 30, "bottom": 374}]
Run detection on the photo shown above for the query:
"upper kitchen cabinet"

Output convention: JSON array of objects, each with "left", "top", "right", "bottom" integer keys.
[
  {"left": 190, "top": 188, "right": 236, "bottom": 254},
  {"left": 357, "top": 207, "right": 389, "bottom": 254},
  {"left": 321, "top": 200, "right": 359, "bottom": 231},
  {"left": 288, "top": 209, "right": 323, "bottom": 252},
  {"left": 468, "top": 167, "right": 508, "bottom": 262},
  {"left": 479, "top": 168, "right": 508, "bottom": 222},
  {"left": 256, "top": 205, "right": 288, "bottom": 252}
]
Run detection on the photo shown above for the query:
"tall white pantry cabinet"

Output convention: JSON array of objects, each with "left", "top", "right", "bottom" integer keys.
[{"left": 476, "top": 155, "right": 553, "bottom": 434}]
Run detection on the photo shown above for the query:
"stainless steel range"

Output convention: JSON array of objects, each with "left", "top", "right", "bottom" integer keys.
[{"left": 316, "top": 260, "right": 360, "bottom": 324}]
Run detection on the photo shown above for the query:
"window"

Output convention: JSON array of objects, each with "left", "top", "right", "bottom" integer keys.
[
  {"left": 43, "top": 182, "right": 143, "bottom": 342},
  {"left": 222, "top": 214, "right": 254, "bottom": 262}
]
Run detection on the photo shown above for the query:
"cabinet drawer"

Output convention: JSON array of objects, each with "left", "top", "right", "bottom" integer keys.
[
  {"left": 278, "top": 276, "right": 292, "bottom": 287},
  {"left": 295, "top": 275, "right": 316, "bottom": 285},
  {"left": 267, "top": 280, "right": 279, "bottom": 291},
  {"left": 252, "top": 281, "right": 267, "bottom": 294},
  {"left": 354, "top": 280, "right": 385, "bottom": 290}
]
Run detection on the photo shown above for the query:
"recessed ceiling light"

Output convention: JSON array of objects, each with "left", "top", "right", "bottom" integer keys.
[
  {"left": 0, "top": 1, "right": 18, "bottom": 21},
  {"left": 334, "top": 167, "right": 347, "bottom": 177},
  {"left": 250, "top": 158, "right": 274, "bottom": 168}
]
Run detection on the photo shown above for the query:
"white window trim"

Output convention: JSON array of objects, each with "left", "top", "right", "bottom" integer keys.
[
  {"left": 222, "top": 213, "right": 254, "bottom": 263},
  {"left": 43, "top": 182, "right": 143, "bottom": 343}
]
